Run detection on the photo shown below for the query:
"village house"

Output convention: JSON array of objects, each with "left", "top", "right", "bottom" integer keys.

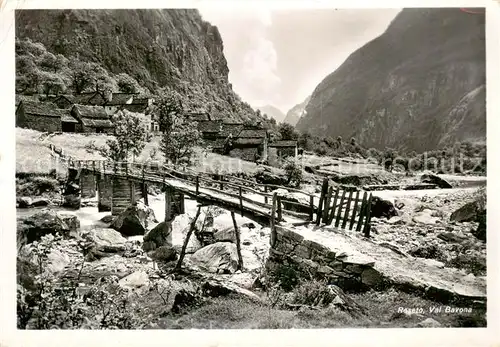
[
  {"left": 185, "top": 111, "right": 211, "bottom": 122},
  {"left": 16, "top": 100, "right": 78, "bottom": 133},
  {"left": 268, "top": 140, "right": 299, "bottom": 165},
  {"left": 103, "top": 92, "right": 138, "bottom": 115},
  {"left": 196, "top": 120, "right": 270, "bottom": 162},
  {"left": 70, "top": 104, "right": 114, "bottom": 134}
]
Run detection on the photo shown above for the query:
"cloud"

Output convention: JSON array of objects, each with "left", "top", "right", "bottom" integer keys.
[
  {"left": 198, "top": 8, "right": 281, "bottom": 107},
  {"left": 242, "top": 36, "right": 281, "bottom": 101}
]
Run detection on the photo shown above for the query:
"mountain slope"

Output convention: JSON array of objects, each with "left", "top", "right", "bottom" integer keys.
[
  {"left": 256, "top": 105, "right": 286, "bottom": 123},
  {"left": 15, "top": 9, "right": 264, "bottom": 123},
  {"left": 284, "top": 95, "right": 311, "bottom": 126},
  {"left": 296, "top": 8, "right": 485, "bottom": 152}
]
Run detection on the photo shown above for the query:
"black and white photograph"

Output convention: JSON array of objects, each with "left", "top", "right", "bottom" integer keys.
[{"left": 1, "top": 0, "right": 498, "bottom": 343}]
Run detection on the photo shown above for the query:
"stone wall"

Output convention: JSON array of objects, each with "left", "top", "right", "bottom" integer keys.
[
  {"left": 20, "top": 113, "right": 62, "bottom": 133},
  {"left": 266, "top": 226, "right": 382, "bottom": 289},
  {"left": 111, "top": 178, "right": 143, "bottom": 216}
]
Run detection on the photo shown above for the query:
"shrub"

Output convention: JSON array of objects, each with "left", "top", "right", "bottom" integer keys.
[
  {"left": 17, "top": 176, "right": 60, "bottom": 196},
  {"left": 283, "top": 159, "right": 303, "bottom": 188},
  {"left": 17, "top": 234, "right": 141, "bottom": 329}
]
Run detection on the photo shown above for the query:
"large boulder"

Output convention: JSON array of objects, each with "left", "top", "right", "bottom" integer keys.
[
  {"left": 150, "top": 245, "right": 178, "bottom": 263},
  {"left": 254, "top": 167, "right": 288, "bottom": 186},
  {"left": 112, "top": 201, "right": 157, "bottom": 237},
  {"left": 450, "top": 197, "right": 486, "bottom": 223},
  {"left": 273, "top": 188, "right": 311, "bottom": 214},
  {"left": 190, "top": 242, "right": 239, "bottom": 274},
  {"left": 370, "top": 196, "right": 398, "bottom": 219},
  {"left": 18, "top": 197, "right": 32, "bottom": 208},
  {"left": 18, "top": 241, "right": 72, "bottom": 275},
  {"left": 473, "top": 210, "right": 486, "bottom": 242},
  {"left": 31, "top": 197, "right": 50, "bottom": 207},
  {"left": 143, "top": 222, "right": 173, "bottom": 251},
  {"left": 213, "top": 227, "right": 236, "bottom": 243},
  {"left": 118, "top": 270, "right": 150, "bottom": 292},
  {"left": 420, "top": 172, "right": 452, "bottom": 189},
  {"left": 84, "top": 228, "right": 128, "bottom": 259},
  {"left": 413, "top": 209, "right": 440, "bottom": 225},
  {"left": 17, "top": 209, "right": 78, "bottom": 247},
  {"left": 58, "top": 212, "right": 80, "bottom": 234}
]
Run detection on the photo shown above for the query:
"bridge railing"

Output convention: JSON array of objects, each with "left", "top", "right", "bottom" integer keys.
[{"left": 72, "top": 159, "right": 372, "bottom": 234}]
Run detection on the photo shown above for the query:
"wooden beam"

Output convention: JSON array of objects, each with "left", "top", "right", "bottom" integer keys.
[
  {"left": 349, "top": 190, "right": 360, "bottom": 230},
  {"left": 322, "top": 186, "right": 333, "bottom": 223},
  {"left": 334, "top": 190, "right": 347, "bottom": 228},
  {"left": 341, "top": 190, "right": 354, "bottom": 229},
  {"left": 356, "top": 192, "right": 368, "bottom": 232},
  {"left": 327, "top": 187, "right": 340, "bottom": 225},
  {"left": 363, "top": 193, "right": 373, "bottom": 238},
  {"left": 270, "top": 192, "right": 277, "bottom": 247},
  {"left": 231, "top": 211, "right": 244, "bottom": 271},
  {"left": 315, "top": 178, "right": 329, "bottom": 225},
  {"left": 175, "top": 206, "right": 202, "bottom": 271}
]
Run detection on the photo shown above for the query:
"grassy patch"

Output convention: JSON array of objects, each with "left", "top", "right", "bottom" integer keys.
[{"left": 153, "top": 288, "right": 486, "bottom": 329}]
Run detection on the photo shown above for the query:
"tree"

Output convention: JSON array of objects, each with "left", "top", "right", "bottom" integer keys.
[
  {"left": 116, "top": 73, "right": 141, "bottom": 94},
  {"left": 278, "top": 123, "right": 299, "bottom": 140},
  {"left": 159, "top": 115, "right": 203, "bottom": 165},
  {"left": 153, "top": 89, "right": 183, "bottom": 133},
  {"left": 99, "top": 110, "right": 151, "bottom": 161},
  {"left": 70, "top": 61, "right": 94, "bottom": 94},
  {"left": 39, "top": 72, "right": 66, "bottom": 96}
]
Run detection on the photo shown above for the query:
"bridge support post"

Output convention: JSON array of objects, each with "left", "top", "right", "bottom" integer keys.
[
  {"left": 142, "top": 183, "right": 149, "bottom": 206},
  {"left": 97, "top": 175, "right": 112, "bottom": 212},
  {"left": 80, "top": 171, "right": 96, "bottom": 198},
  {"left": 111, "top": 178, "right": 141, "bottom": 216},
  {"left": 164, "top": 186, "right": 173, "bottom": 244}
]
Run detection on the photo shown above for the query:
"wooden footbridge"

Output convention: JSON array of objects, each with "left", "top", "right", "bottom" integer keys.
[{"left": 66, "top": 159, "right": 373, "bottom": 235}]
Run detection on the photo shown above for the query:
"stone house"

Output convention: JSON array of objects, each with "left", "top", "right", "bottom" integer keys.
[
  {"left": 197, "top": 120, "right": 269, "bottom": 162},
  {"left": 16, "top": 100, "right": 78, "bottom": 133},
  {"left": 229, "top": 128, "right": 269, "bottom": 162},
  {"left": 268, "top": 140, "right": 298, "bottom": 166},
  {"left": 103, "top": 92, "right": 137, "bottom": 115},
  {"left": 70, "top": 104, "right": 114, "bottom": 134}
]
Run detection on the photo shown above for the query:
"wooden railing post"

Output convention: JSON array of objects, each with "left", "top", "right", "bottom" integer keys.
[
  {"left": 309, "top": 195, "right": 314, "bottom": 221},
  {"left": 239, "top": 186, "right": 243, "bottom": 216},
  {"left": 356, "top": 192, "right": 368, "bottom": 232},
  {"left": 349, "top": 191, "right": 360, "bottom": 230},
  {"left": 264, "top": 186, "right": 269, "bottom": 204},
  {"left": 315, "top": 178, "right": 329, "bottom": 225},
  {"left": 323, "top": 186, "right": 333, "bottom": 223},
  {"left": 196, "top": 176, "right": 200, "bottom": 196},
  {"left": 277, "top": 196, "right": 283, "bottom": 222},
  {"left": 363, "top": 193, "right": 373, "bottom": 237},
  {"left": 270, "top": 192, "right": 277, "bottom": 247}
]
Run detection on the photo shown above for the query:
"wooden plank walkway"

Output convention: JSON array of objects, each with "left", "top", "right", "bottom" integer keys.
[{"left": 69, "top": 159, "right": 373, "bottom": 234}]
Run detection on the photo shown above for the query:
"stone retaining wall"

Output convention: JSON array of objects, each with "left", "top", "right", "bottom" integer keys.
[{"left": 266, "top": 226, "right": 382, "bottom": 289}]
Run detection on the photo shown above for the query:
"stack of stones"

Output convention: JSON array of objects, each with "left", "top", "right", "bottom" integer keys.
[{"left": 266, "top": 226, "right": 383, "bottom": 288}]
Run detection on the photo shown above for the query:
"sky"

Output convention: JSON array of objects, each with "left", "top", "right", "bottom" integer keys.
[{"left": 199, "top": 8, "right": 402, "bottom": 114}]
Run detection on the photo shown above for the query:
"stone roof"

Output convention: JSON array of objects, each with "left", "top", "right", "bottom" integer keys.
[
  {"left": 61, "top": 112, "right": 79, "bottom": 123},
  {"left": 21, "top": 100, "right": 67, "bottom": 118},
  {"left": 72, "top": 104, "right": 109, "bottom": 119},
  {"left": 238, "top": 128, "right": 268, "bottom": 138},
  {"left": 81, "top": 118, "right": 113, "bottom": 128},
  {"left": 269, "top": 140, "right": 298, "bottom": 147},
  {"left": 198, "top": 120, "right": 223, "bottom": 133},
  {"left": 219, "top": 123, "right": 244, "bottom": 138}
]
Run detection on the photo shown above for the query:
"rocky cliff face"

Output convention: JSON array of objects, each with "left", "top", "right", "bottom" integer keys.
[
  {"left": 296, "top": 8, "right": 485, "bottom": 152},
  {"left": 16, "top": 9, "right": 261, "bottom": 123},
  {"left": 284, "top": 95, "right": 311, "bottom": 126}
]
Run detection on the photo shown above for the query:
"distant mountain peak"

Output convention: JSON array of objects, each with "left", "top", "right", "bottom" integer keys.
[{"left": 296, "top": 8, "right": 485, "bottom": 152}]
